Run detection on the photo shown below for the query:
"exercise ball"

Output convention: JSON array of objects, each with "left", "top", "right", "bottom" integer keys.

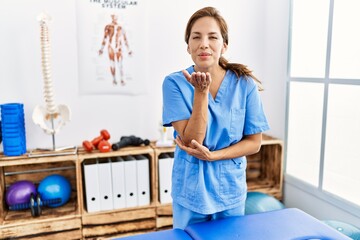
[
  {"left": 245, "top": 191, "right": 285, "bottom": 215},
  {"left": 37, "top": 174, "right": 72, "bottom": 207},
  {"left": 5, "top": 180, "right": 37, "bottom": 206},
  {"left": 322, "top": 220, "right": 360, "bottom": 240}
]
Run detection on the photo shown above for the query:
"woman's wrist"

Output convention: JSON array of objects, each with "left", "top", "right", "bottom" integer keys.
[
  {"left": 209, "top": 150, "right": 220, "bottom": 161},
  {"left": 194, "top": 88, "right": 209, "bottom": 95}
]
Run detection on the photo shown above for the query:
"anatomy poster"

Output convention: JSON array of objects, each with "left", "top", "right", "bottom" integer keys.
[{"left": 76, "top": 0, "right": 148, "bottom": 95}]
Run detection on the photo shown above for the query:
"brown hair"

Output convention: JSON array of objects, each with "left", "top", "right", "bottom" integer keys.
[{"left": 185, "top": 7, "right": 263, "bottom": 90}]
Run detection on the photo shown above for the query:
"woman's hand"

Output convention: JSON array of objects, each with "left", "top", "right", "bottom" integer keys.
[
  {"left": 182, "top": 70, "right": 211, "bottom": 92},
  {"left": 175, "top": 136, "right": 213, "bottom": 161}
]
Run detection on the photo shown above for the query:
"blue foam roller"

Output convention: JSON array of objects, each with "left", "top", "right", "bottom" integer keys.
[
  {"left": 1, "top": 103, "right": 26, "bottom": 156},
  {"left": 0, "top": 120, "right": 2, "bottom": 144}
]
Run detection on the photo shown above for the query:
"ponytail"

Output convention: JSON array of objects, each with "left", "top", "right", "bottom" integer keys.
[{"left": 219, "top": 57, "right": 264, "bottom": 91}]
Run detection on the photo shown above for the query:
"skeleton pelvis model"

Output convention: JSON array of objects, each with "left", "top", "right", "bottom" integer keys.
[
  {"left": 32, "top": 105, "right": 71, "bottom": 135},
  {"left": 33, "top": 12, "right": 71, "bottom": 136}
]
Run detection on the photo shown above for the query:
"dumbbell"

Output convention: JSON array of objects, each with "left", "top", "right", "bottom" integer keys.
[
  {"left": 112, "top": 135, "right": 150, "bottom": 151},
  {"left": 97, "top": 139, "right": 111, "bottom": 152},
  {"left": 82, "top": 130, "right": 111, "bottom": 152},
  {"left": 9, "top": 193, "right": 61, "bottom": 217}
]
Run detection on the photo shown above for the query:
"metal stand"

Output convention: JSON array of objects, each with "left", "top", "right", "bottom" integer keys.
[{"left": 28, "top": 116, "right": 77, "bottom": 158}]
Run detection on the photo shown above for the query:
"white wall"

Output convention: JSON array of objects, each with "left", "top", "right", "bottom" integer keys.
[{"left": 262, "top": 0, "right": 288, "bottom": 141}]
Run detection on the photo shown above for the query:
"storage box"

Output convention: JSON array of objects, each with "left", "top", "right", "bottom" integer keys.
[
  {"left": 246, "top": 134, "right": 283, "bottom": 200},
  {"left": 0, "top": 154, "right": 81, "bottom": 239}
]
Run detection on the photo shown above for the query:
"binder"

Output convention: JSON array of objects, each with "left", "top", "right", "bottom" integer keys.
[
  {"left": 111, "top": 156, "right": 126, "bottom": 209},
  {"left": 134, "top": 154, "right": 150, "bottom": 206},
  {"left": 123, "top": 155, "right": 138, "bottom": 207},
  {"left": 158, "top": 152, "right": 174, "bottom": 204},
  {"left": 83, "top": 158, "right": 101, "bottom": 212},
  {"left": 98, "top": 158, "right": 114, "bottom": 211}
]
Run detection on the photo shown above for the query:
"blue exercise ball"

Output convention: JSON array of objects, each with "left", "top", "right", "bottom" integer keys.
[
  {"left": 322, "top": 220, "right": 360, "bottom": 240},
  {"left": 37, "top": 174, "right": 72, "bottom": 207},
  {"left": 245, "top": 191, "right": 285, "bottom": 215}
]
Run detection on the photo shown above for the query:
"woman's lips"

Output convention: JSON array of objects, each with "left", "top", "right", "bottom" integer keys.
[{"left": 198, "top": 52, "right": 211, "bottom": 56}]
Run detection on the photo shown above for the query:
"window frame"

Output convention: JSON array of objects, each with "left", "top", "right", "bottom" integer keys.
[{"left": 285, "top": 0, "right": 360, "bottom": 217}]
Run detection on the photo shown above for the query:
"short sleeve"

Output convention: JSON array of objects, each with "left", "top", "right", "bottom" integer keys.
[
  {"left": 243, "top": 79, "right": 270, "bottom": 135},
  {"left": 162, "top": 74, "right": 193, "bottom": 127}
]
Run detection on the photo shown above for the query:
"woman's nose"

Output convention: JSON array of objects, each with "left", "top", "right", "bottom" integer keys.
[{"left": 200, "top": 38, "right": 209, "bottom": 49}]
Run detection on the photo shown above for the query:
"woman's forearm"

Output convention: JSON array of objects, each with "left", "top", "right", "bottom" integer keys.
[
  {"left": 210, "top": 133, "right": 262, "bottom": 161},
  {"left": 181, "top": 89, "right": 208, "bottom": 146}
]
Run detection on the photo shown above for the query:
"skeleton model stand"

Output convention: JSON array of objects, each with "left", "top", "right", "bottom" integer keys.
[{"left": 29, "top": 12, "right": 76, "bottom": 157}]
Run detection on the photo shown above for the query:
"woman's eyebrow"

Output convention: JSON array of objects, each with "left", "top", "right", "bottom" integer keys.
[{"left": 191, "top": 32, "right": 219, "bottom": 35}]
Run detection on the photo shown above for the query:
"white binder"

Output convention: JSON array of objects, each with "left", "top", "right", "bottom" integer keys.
[
  {"left": 98, "top": 158, "right": 114, "bottom": 211},
  {"left": 83, "top": 159, "right": 101, "bottom": 213},
  {"left": 123, "top": 155, "right": 138, "bottom": 207},
  {"left": 158, "top": 153, "right": 174, "bottom": 204},
  {"left": 111, "top": 156, "right": 126, "bottom": 209},
  {"left": 135, "top": 155, "right": 150, "bottom": 206}
]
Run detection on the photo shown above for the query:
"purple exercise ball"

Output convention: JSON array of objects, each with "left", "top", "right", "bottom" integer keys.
[{"left": 6, "top": 180, "right": 37, "bottom": 206}]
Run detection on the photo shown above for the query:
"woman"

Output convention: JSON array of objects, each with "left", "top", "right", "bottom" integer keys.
[{"left": 162, "top": 6, "right": 270, "bottom": 229}]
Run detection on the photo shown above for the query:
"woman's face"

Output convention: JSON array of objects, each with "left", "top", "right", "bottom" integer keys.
[{"left": 187, "top": 16, "right": 227, "bottom": 72}]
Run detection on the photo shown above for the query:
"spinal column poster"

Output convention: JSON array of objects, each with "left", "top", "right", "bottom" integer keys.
[{"left": 76, "top": 0, "right": 148, "bottom": 95}]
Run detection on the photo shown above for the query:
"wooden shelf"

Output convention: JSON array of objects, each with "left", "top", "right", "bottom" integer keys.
[
  {"left": 77, "top": 146, "right": 157, "bottom": 238},
  {"left": 0, "top": 153, "right": 81, "bottom": 239},
  {"left": 156, "top": 204, "right": 173, "bottom": 230},
  {"left": 82, "top": 206, "right": 156, "bottom": 239},
  {"left": 0, "top": 152, "right": 78, "bottom": 167},
  {"left": 0, "top": 134, "right": 283, "bottom": 239},
  {"left": 247, "top": 135, "right": 283, "bottom": 200}
]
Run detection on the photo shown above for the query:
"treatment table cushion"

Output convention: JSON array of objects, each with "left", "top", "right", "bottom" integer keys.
[
  {"left": 184, "top": 208, "right": 351, "bottom": 240},
  {"left": 118, "top": 228, "right": 193, "bottom": 240}
]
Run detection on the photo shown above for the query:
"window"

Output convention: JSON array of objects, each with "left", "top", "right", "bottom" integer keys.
[{"left": 286, "top": 0, "right": 360, "bottom": 213}]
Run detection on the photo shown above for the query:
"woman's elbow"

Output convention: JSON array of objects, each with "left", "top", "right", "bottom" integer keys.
[
  {"left": 247, "top": 134, "right": 262, "bottom": 154},
  {"left": 253, "top": 141, "right": 262, "bottom": 153},
  {"left": 182, "top": 136, "right": 205, "bottom": 147}
]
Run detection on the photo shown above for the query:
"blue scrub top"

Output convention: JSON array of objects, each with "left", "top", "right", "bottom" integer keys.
[{"left": 162, "top": 66, "right": 270, "bottom": 214}]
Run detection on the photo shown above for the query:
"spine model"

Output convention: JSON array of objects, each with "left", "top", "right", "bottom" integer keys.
[
  {"left": 38, "top": 13, "right": 56, "bottom": 118},
  {"left": 32, "top": 12, "right": 71, "bottom": 147}
]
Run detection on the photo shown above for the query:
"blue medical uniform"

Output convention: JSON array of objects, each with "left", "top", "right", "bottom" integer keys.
[{"left": 162, "top": 66, "right": 270, "bottom": 215}]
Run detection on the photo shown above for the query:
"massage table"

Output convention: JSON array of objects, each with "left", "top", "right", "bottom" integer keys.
[{"left": 117, "top": 208, "right": 351, "bottom": 240}]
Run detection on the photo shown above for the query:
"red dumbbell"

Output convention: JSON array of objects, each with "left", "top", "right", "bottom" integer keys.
[
  {"left": 97, "top": 139, "right": 111, "bottom": 153},
  {"left": 82, "top": 130, "right": 111, "bottom": 152}
]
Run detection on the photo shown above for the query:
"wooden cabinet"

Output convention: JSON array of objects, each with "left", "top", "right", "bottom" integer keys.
[
  {"left": 247, "top": 134, "right": 284, "bottom": 200},
  {"left": 153, "top": 146, "right": 175, "bottom": 231},
  {"left": 0, "top": 134, "right": 283, "bottom": 239},
  {"left": 0, "top": 153, "right": 82, "bottom": 239},
  {"left": 78, "top": 146, "right": 157, "bottom": 239}
]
